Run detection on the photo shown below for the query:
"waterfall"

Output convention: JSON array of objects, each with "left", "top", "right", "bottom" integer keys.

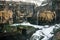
[
  {"left": 29, "top": 24, "right": 60, "bottom": 40},
  {"left": 10, "top": 22, "right": 60, "bottom": 40}
]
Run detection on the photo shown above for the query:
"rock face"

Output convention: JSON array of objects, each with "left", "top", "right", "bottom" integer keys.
[
  {"left": 38, "top": 11, "right": 56, "bottom": 25},
  {"left": 54, "top": 32, "right": 60, "bottom": 40},
  {"left": 0, "top": 1, "right": 60, "bottom": 25},
  {"left": 52, "top": 28, "right": 60, "bottom": 40},
  {"left": 0, "top": 9, "right": 13, "bottom": 24},
  {"left": 14, "top": 3, "right": 35, "bottom": 23},
  {"left": 0, "top": 1, "right": 5, "bottom": 11},
  {"left": 39, "top": 10, "right": 56, "bottom": 23},
  {"left": 0, "top": 1, "right": 35, "bottom": 24}
]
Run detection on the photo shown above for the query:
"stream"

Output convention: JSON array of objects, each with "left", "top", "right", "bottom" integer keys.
[{"left": 11, "top": 22, "right": 60, "bottom": 40}]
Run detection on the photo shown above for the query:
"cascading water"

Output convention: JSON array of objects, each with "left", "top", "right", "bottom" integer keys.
[{"left": 11, "top": 22, "right": 60, "bottom": 40}]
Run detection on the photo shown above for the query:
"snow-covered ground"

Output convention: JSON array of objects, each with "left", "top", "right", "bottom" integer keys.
[{"left": 11, "top": 22, "right": 60, "bottom": 40}]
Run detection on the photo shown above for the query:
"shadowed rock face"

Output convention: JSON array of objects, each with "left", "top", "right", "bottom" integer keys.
[
  {"left": 53, "top": 28, "right": 60, "bottom": 40},
  {"left": 55, "top": 32, "right": 60, "bottom": 40},
  {"left": 49, "top": 28, "right": 60, "bottom": 40},
  {"left": 0, "top": 1, "right": 5, "bottom": 11},
  {"left": 0, "top": 9, "right": 13, "bottom": 24},
  {"left": 27, "top": 11, "right": 56, "bottom": 25},
  {"left": 39, "top": 11, "right": 56, "bottom": 22},
  {"left": 51, "top": 33, "right": 60, "bottom": 40},
  {"left": 0, "top": 33, "right": 27, "bottom": 40},
  {"left": 0, "top": 28, "right": 38, "bottom": 40}
]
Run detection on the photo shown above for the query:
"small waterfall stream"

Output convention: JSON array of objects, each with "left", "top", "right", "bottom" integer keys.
[
  {"left": 11, "top": 22, "right": 60, "bottom": 40},
  {"left": 29, "top": 24, "right": 60, "bottom": 40}
]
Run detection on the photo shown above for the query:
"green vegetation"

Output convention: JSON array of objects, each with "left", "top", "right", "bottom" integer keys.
[{"left": 2, "top": 24, "right": 35, "bottom": 33}]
